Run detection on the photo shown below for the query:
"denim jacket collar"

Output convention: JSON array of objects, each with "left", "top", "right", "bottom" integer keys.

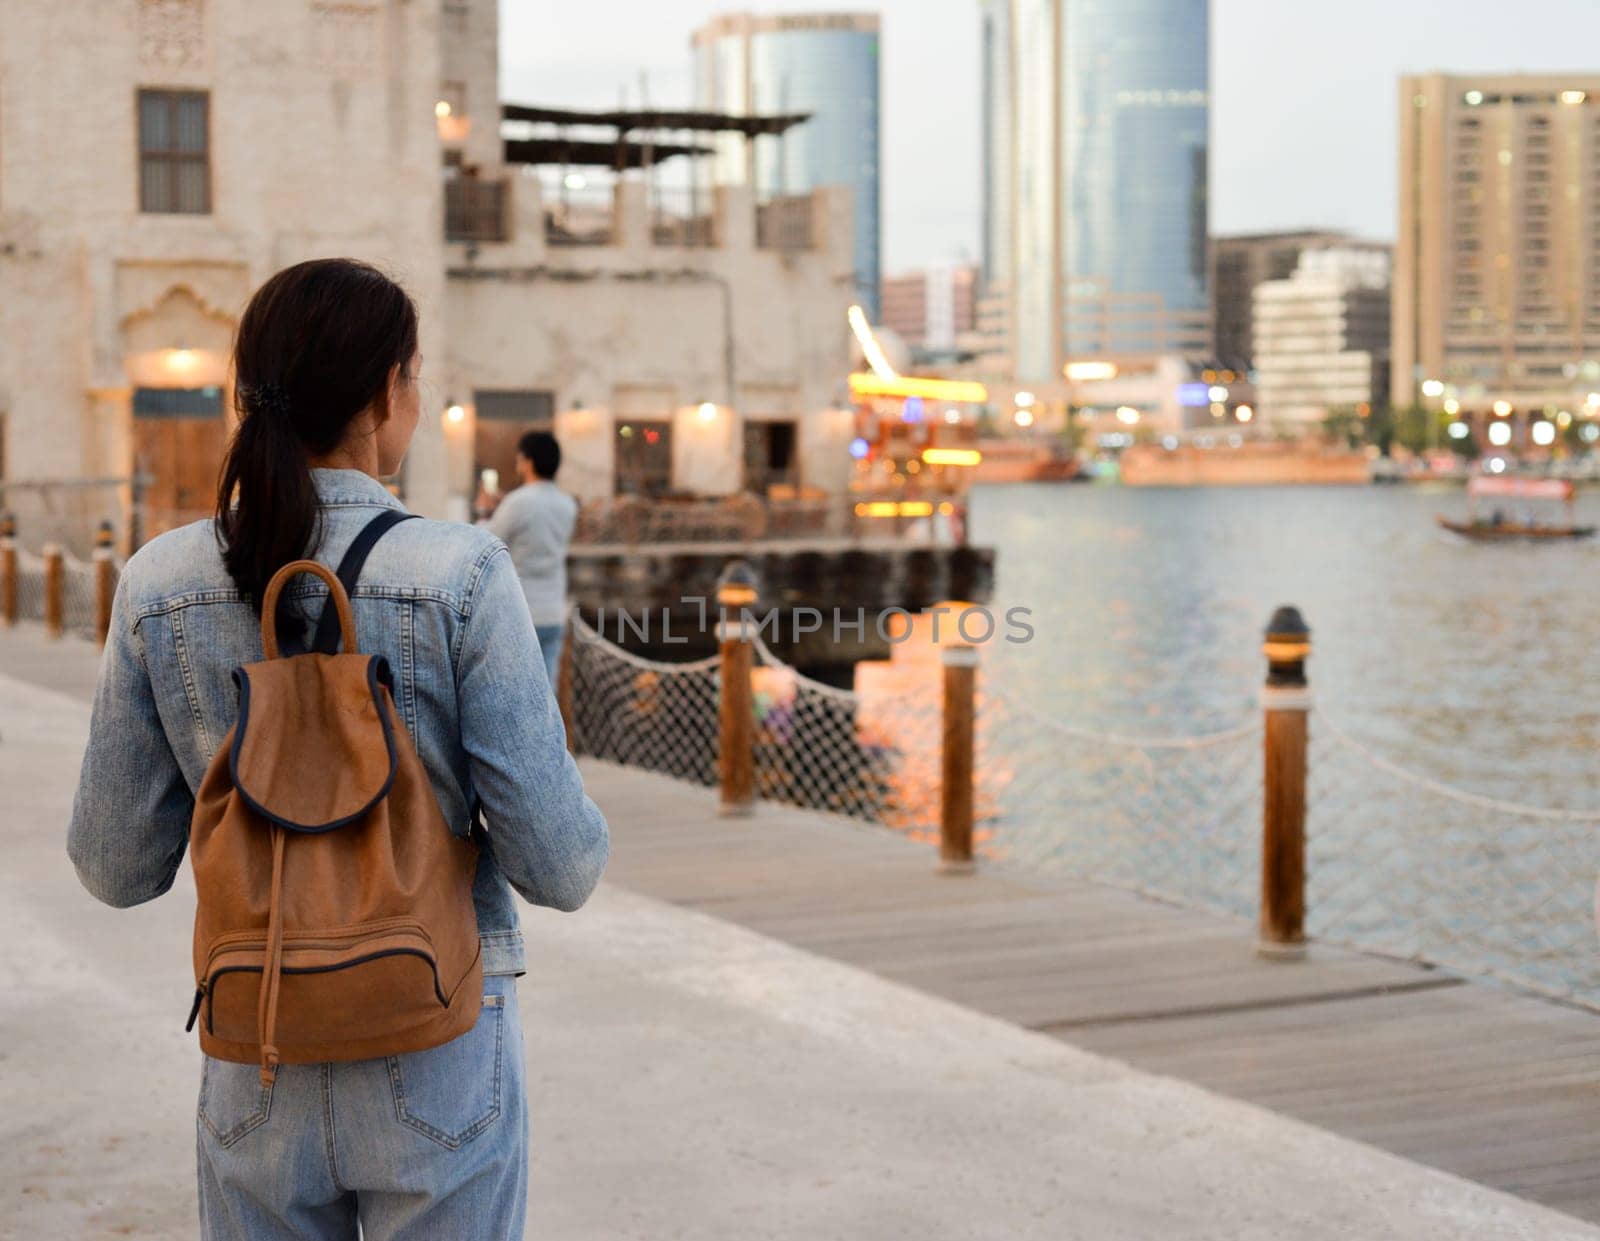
[{"left": 310, "top": 468, "right": 408, "bottom": 511}]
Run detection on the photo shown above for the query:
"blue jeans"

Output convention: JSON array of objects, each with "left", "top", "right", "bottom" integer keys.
[
  {"left": 534, "top": 623, "right": 565, "bottom": 688},
  {"left": 196, "top": 974, "right": 527, "bottom": 1239}
]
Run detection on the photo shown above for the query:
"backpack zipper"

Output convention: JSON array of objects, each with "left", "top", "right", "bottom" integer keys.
[
  {"left": 185, "top": 984, "right": 205, "bottom": 1033},
  {"left": 200, "top": 946, "right": 447, "bottom": 1036}
]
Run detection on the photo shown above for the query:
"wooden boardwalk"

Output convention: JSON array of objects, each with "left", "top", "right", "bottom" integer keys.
[{"left": 584, "top": 761, "right": 1600, "bottom": 1225}]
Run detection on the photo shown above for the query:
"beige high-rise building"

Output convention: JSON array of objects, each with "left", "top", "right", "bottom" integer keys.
[
  {"left": 1212, "top": 231, "right": 1380, "bottom": 373},
  {"left": 1255, "top": 247, "right": 1392, "bottom": 427},
  {"left": 1394, "top": 73, "right": 1600, "bottom": 415}
]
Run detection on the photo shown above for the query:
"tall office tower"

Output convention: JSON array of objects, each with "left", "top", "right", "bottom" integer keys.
[
  {"left": 988, "top": 0, "right": 1209, "bottom": 385},
  {"left": 694, "top": 12, "right": 882, "bottom": 317},
  {"left": 1396, "top": 74, "right": 1600, "bottom": 414}
]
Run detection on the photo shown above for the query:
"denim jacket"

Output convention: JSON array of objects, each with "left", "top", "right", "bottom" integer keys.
[{"left": 67, "top": 468, "right": 609, "bottom": 976}]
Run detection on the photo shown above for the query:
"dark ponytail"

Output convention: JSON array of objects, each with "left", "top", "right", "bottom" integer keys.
[{"left": 217, "top": 258, "right": 418, "bottom": 610}]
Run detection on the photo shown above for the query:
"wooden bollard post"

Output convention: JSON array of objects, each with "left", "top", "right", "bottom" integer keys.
[
  {"left": 0, "top": 512, "right": 16, "bottom": 628},
  {"left": 715, "top": 560, "right": 760, "bottom": 817},
  {"left": 1259, "top": 605, "right": 1312, "bottom": 960},
  {"left": 93, "top": 520, "right": 115, "bottom": 646},
  {"left": 939, "top": 641, "right": 979, "bottom": 873},
  {"left": 557, "top": 614, "right": 576, "bottom": 756},
  {"left": 43, "top": 544, "right": 65, "bottom": 639}
]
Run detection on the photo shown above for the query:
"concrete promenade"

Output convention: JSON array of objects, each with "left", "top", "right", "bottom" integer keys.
[{"left": 2, "top": 627, "right": 1597, "bottom": 1239}]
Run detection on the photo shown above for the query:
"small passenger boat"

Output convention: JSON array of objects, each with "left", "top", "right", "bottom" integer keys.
[{"left": 1437, "top": 476, "right": 1596, "bottom": 541}]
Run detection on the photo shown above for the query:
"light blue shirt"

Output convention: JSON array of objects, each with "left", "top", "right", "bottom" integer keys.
[
  {"left": 67, "top": 468, "right": 609, "bottom": 975},
  {"left": 486, "top": 480, "right": 577, "bottom": 627}
]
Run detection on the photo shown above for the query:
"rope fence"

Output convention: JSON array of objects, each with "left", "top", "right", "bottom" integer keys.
[
  {"left": 6, "top": 529, "right": 1598, "bottom": 1011},
  {"left": 562, "top": 594, "right": 1600, "bottom": 1011},
  {"left": 3, "top": 535, "right": 120, "bottom": 641}
]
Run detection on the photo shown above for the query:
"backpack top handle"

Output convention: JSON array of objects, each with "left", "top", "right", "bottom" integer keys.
[{"left": 260, "top": 560, "right": 357, "bottom": 659}]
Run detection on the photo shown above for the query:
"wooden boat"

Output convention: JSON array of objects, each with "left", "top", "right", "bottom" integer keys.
[
  {"left": 1436, "top": 516, "right": 1595, "bottom": 540},
  {"left": 1438, "top": 476, "right": 1596, "bottom": 541}
]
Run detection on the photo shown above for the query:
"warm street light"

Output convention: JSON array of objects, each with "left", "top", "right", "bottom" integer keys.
[
  {"left": 1236, "top": 404, "right": 1255, "bottom": 423},
  {"left": 1493, "top": 400, "right": 1513, "bottom": 417},
  {"left": 1115, "top": 406, "right": 1140, "bottom": 425},
  {"left": 1421, "top": 379, "right": 1445, "bottom": 398},
  {"left": 1487, "top": 421, "right": 1512, "bottom": 446},
  {"left": 1013, "top": 408, "right": 1035, "bottom": 428},
  {"left": 1443, "top": 398, "right": 1460, "bottom": 415},
  {"left": 1531, "top": 421, "right": 1556, "bottom": 446},
  {"left": 922, "top": 447, "right": 983, "bottom": 466},
  {"left": 849, "top": 374, "right": 988, "bottom": 403}
]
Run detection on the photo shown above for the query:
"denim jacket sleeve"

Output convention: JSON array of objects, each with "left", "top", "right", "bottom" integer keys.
[
  {"left": 456, "top": 543, "right": 609, "bottom": 911},
  {"left": 67, "top": 576, "right": 193, "bottom": 907}
]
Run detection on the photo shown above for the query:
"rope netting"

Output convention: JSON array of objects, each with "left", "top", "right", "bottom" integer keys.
[
  {"left": 751, "top": 635, "right": 945, "bottom": 829},
  {"left": 1308, "top": 709, "right": 1600, "bottom": 1006},
  {"left": 566, "top": 612, "right": 720, "bottom": 785},
  {"left": 980, "top": 698, "right": 1264, "bottom": 917},
  {"left": 565, "top": 615, "right": 1600, "bottom": 1006}
]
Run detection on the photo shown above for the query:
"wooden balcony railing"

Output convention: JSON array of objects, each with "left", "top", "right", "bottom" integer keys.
[
  {"left": 755, "top": 195, "right": 815, "bottom": 252},
  {"left": 445, "top": 176, "right": 511, "bottom": 243}
]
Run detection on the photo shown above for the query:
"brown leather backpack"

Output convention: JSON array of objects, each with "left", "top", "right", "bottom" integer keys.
[{"left": 185, "top": 520, "right": 481, "bottom": 1086}]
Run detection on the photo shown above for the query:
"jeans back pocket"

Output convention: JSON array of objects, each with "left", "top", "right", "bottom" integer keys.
[
  {"left": 386, "top": 994, "right": 505, "bottom": 1150},
  {"left": 198, "top": 1056, "right": 274, "bottom": 1148}
]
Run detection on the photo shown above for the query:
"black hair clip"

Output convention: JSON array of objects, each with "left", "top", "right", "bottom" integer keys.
[{"left": 244, "top": 381, "right": 291, "bottom": 420}]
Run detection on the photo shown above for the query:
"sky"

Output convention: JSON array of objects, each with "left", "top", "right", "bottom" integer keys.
[{"left": 500, "top": 0, "right": 1600, "bottom": 274}]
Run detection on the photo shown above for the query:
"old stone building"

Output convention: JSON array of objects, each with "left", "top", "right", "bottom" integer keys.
[{"left": 0, "top": 0, "right": 855, "bottom": 546}]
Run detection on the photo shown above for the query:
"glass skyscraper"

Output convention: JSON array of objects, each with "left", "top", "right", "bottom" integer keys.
[
  {"left": 980, "top": 0, "right": 1012, "bottom": 291},
  {"left": 694, "top": 13, "right": 882, "bottom": 318},
  {"left": 987, "top": 0, "right": 1209, "bottom": 382}
]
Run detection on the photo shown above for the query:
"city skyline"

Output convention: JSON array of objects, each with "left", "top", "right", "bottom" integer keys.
[
  {"left": 501, "top": 0, "right": 1600, "bottom": 273},
  {"left": 693, "top": 12, "right": 883, "bottom": 316}
]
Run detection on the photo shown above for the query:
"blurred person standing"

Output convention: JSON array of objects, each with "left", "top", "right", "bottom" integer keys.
[{"left": 486, "top": 431, "right": 578, "bottom": 682}]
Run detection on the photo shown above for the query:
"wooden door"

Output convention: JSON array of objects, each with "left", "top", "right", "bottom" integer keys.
[
  {"left": 742, "top": 419, "right": 798, "bottom": 495},
  {"left": 132, "top": 386, "right": 225, "bottom": 538},
  {"left": 472, "top": 389, "right": 553, "bottom": 495}
]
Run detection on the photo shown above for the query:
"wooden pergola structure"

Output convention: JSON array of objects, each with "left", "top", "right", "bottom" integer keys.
[{"left": 500, "top": 103, "right": 810, "bottom": 173}]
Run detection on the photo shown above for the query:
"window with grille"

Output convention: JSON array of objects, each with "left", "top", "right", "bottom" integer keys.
[{"left": 138, "top": 89, "right": 210, "bottom": 214}]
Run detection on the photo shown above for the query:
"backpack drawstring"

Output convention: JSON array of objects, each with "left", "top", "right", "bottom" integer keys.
[{"left": 256, "top": 825, "right": 287, "bottom": 1087}]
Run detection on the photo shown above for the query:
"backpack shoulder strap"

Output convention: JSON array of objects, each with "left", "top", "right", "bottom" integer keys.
[{"left": 310, "top": 509, "right": 420, "bottom": 655}]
